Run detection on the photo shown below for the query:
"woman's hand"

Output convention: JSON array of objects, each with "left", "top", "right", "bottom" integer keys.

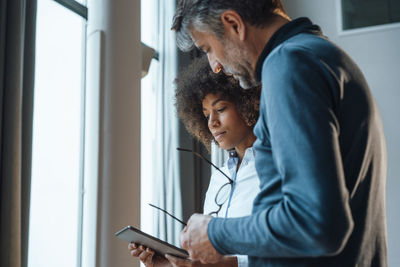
[{"left": 128, "top": 243, "right": 171, "bottom": 267}]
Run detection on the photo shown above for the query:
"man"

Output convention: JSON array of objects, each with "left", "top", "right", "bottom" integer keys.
[{"left": 171, "top": 1, "right": 388, "bottom": 267}]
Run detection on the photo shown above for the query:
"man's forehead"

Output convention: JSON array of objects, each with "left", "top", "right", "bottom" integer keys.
[
  {"left": 190, "top": 28, "right": 205, "bottom": 41},
  {"left": 190, "top": 29, "right": 217, "bottom": 46}
]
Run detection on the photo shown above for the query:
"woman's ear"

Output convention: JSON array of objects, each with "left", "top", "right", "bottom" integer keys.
[{"left": 220, "top": 10, "right": 246, "bottom": 41}]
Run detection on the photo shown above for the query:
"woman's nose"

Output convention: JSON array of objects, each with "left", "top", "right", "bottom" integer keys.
[{"left": 208, "top": 114, "right": 219, "bottom": 128}]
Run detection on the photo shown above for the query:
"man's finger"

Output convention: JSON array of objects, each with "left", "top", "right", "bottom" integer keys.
[
  {"left": 180, "top": 228, "right": 190, "bottom": 251},
  {"left": 188, "top": 249, "right": 199, "bottom": 261}
]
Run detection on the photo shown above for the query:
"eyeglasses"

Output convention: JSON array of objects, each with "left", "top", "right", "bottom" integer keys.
[
  {"left": 177, "top": 147, "right": 233, "bottom": 217},
  {"left": 148, "top": 203, "right": 187, "bottom": 226},
  {"left": 148, "top": 148, "right": 234, "bottom": 223}
]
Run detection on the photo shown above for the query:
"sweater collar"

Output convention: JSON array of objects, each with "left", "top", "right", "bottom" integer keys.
[{"left": 254, "top": 17, "right": 322, "bottom": 82}]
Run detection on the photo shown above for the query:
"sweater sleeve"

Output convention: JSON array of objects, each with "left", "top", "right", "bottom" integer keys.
[{"left": 208, "top": 46, "right": 354, "bottom": 258}]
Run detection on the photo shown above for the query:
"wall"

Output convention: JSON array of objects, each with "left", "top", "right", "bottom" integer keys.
[{"left": 281, "top": 1, "right": 400, "bottom": 265}]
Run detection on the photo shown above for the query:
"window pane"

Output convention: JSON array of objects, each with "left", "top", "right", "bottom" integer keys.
[
  {"left": 28, "top": 1, "right": 85, "bottom": 267},
  {"left": 140, "top": 0, "right": 159, "bottom": 236},
  {"left": 391, "top": 0, "right": 400, "bottom": 21},
  {"left": 342, "top": 0, "right": 400, "bottom": 30}
]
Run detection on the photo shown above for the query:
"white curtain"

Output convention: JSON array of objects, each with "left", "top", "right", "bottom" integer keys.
[
  {"left": 141, "top": 0, "right": 182, "bottom": 246},
  {"left": 211, "top": 143, "right": 228, "bottom": 172}
]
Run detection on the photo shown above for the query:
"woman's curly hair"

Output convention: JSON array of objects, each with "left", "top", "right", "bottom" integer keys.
[{"left": 175, "top": 56, "right": 261, "bottom": 152}]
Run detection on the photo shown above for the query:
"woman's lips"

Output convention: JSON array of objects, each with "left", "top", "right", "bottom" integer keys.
[{"left": 213, "top": 131, "right": 226, "bottom": 142}]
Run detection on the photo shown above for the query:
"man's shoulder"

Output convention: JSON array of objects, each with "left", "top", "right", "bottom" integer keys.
[
  {"left": 266, "top": 33, "right": 330, "bottom": 64},
  {"left": 261, "top": 32, "right": 342, "bottom": 85},
  {"left": 260, "top": 39, "right": 322, "bottom": 85}
]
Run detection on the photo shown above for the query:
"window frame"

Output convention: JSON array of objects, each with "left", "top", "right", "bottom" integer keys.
[{"left": 336, "top": 0, "right": 400, "bottom": 36}]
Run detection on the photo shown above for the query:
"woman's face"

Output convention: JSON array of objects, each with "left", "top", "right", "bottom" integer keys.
[{"left": 202, "top": 93, "right": 253, "bottom": 150}]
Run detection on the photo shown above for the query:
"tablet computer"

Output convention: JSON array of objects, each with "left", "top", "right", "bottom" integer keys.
[{"left": 115, "top": 225, "right": 189, "bottom": 259}]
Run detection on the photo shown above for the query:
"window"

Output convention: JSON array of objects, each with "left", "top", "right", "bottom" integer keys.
[
  {"left": 140, "top": 0, "right": 182, "bottom": 248},
  {"left": 341, "top": 0, "right": 400, "bottom": 30},
  {"left": 140, "top": 0, "right": 159, "bottom": 236},
  {"left": 28, "top": 1, "right": 86, "bottom": 266}
]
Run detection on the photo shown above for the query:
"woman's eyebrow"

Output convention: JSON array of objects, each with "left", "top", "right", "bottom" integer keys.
[
  {"left": 212, "top": 98, "right": 224, "bottom": 106},
  {"left": 202, "top": 98, "right": 226, "bottom": 111}
]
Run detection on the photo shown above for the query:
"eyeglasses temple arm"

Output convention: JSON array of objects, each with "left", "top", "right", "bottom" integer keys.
[
  {"left": 148, "top": 203, "right": 187, "bottom": 226},
  {"left": 177, "top": 147, "right": 233, "bottom": 183}
]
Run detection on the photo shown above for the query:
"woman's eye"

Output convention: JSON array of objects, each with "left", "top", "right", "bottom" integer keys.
[{"left": 217, "top": 107, "right": 226, "bottom": 112}]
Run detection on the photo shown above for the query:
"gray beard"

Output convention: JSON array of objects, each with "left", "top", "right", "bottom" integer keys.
[
  {"left": 237, "top": 63, "right": 260, "bottom": 89},
  {"left": 223, "top": 41, "right": 260, "bottom": 89}
]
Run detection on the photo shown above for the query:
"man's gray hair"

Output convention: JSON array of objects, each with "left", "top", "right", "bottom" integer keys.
[{"left": 171, "top": 0, "right": 283, "bottom": 52}]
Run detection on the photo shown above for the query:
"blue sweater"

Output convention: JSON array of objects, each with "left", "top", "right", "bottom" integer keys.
[{"left": 208, "top": 18, "right": 387, "bottom": 267}]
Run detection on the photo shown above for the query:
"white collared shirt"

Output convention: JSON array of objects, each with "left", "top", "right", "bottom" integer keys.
[{"left": 203, "top": 147, "right": 260, "bottom": 267}]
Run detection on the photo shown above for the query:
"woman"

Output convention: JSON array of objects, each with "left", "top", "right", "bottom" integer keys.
[{"left": 129, "top": 56, "right": 261, "bottom": 267}]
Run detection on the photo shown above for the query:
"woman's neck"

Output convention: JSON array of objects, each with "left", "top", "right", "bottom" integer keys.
[{"left": 235, "top": 133, "right": 256, "bottom": 162}]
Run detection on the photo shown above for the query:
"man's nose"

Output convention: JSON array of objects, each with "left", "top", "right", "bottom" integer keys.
[{"left": 207, "top": 54, "right": 222, "bottom": 74}]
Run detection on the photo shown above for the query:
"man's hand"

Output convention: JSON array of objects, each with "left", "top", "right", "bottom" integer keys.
[
  {"left": 180, "top": 214, "right": 223, "bottom": 264},
  {"left": 165, "top": 254, "right": 238, "bottom": 267},
  {"left": 165, "top": 254, "right": 202, "bottom": 267}
]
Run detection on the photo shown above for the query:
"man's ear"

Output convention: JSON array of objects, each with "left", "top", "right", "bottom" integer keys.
[{"left": 220, "top": 10, "right": 246, "bottom": 41}]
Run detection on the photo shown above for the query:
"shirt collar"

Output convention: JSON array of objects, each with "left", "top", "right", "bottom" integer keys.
[
  {"left": 254, "top": 17, "right": 322, "bottom": 82},
  {"left": 243, "top": 147, "right": 255, "bottom": 161},
  {"left": 227, "top": 147, "right": 255, "bottom": 168}
]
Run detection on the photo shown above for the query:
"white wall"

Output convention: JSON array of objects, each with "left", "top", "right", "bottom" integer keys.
[{"left": 281, "top": 1, "right": 400, "bottom": 265}]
